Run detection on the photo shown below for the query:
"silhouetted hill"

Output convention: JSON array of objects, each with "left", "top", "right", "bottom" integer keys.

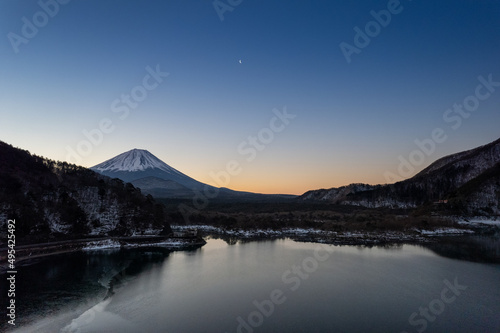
[
  {"left": 300, "top": 138, "right": 500, "bottom": 216},
  {"left": 0, "top": 141, "right": 171, "bottom": 243}
]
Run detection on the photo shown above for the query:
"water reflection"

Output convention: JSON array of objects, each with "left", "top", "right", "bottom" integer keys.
[
  {"left": 1, "top": 248, "right": 173, "bottom": 332},
  {"left": 205, "top": 234, "right": 253, "bottom": 245},
  {"left": 4, "top": 235, "right": 500, "bottom": 333},
  {"left": 421, "top": 232, "right": 500, "bottom": 263}
]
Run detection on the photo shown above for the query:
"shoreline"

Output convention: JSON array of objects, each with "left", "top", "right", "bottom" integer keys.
[
  {"left": 171, "top": 224, "right": 482, "bottom": 244},
  {"left": 2, "top": 221, "right": 498, "bottom": 270},
  {"left": 0, "top": 235, "right": 205, "bottom": 272}
]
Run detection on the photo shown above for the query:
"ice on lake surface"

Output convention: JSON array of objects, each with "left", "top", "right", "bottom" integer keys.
[{"left": 5, "top": 237, "right": 500, "bottom": 333}]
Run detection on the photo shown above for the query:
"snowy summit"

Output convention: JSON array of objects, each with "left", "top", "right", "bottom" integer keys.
[
  {"left": 90, "top": 148, "right": 208, "bottom": 193},
  {"left": 92, "top": 149, "right": 180, "bottom": 173}
]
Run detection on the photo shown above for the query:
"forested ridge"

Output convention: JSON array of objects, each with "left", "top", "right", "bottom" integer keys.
[{"left": 0, "top": 141, "right": 171, "bottom": 243}]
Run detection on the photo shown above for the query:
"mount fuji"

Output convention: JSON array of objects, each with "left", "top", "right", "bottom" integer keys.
[
  {"left": 91, "top": 149, "right": 295, "bottom": 200},
  {"left": 91, "top": 149, "right": 208, "bottom": 197}
]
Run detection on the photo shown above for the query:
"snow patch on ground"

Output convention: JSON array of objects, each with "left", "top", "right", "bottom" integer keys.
[
  {"left": 418, "top": 228, "right": 475, "bottom": 236},
  {"left": 82, "top": 238, "right": 196, "bottom": 251},
  {"left": 173, "top": 224, "right": 477, "bottom": 242},
  {"left": 130, "top": 228, "right": 161, "bottom": 236},
  {"left": 122, "top": 239, "right": 189, "bottom": 248},
  {"left": 83, "top": 239, "right": 121, "bottom": 250},
  {"left": 458, "top": 218, "right": 500, "bottom": 226},
  {"left": 173, "top": 225, "right": 328, "bottom": 238}
]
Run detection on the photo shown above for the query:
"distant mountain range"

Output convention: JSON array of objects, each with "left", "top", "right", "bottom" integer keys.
[
  {"left": 300, "top": 137, "right": 500, "bottom": 216},
  {"left": 89, "top": 138, "right": 500, "bottom": 216},
  {"left": 91, "top": 149, "right": 295, "bottom": 201}
]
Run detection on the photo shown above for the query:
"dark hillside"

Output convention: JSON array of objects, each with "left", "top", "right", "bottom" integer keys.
[{"left": 0, "top": 141, "right": 171, "bottom": 244}]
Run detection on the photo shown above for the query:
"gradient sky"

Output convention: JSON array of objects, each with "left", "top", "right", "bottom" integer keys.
[{"left": 1, "top": 0, "right": 499, "bottom": 195}]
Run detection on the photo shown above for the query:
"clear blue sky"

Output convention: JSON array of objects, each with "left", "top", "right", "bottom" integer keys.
[{"left": 1, "top": 0, "right": 499, "bottom": 194}]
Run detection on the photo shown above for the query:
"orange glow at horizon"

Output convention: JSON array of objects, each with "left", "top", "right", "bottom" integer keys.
[{"left": 195, "top": 164, "right": 401, "bottom": 196}]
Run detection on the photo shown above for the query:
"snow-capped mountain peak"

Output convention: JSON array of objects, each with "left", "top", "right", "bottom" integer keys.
[
  {"left": 91, "top": 149, "right": 179, "bottom": 173},
  {"left": 90, "top": 148, "right": 206, "bottom": 192}
]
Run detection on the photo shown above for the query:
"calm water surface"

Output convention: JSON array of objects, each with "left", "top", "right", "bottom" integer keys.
[{"left": 4, "top": 237, "right": 500, "bottom": 333}]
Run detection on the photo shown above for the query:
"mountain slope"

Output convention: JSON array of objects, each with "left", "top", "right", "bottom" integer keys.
[
  {"left": 131, "top": 176, "right": 194, "bottom": 198},
  {"left": 415, "top": 138, "right": 500, "bottom": 177},
  {"left": 300, "top": 183, "right": 379, "bottom": 202},
  {"left": 0, "top": 142, "right": 172, "bottom": 242},
  {"left": 91, "top": 149, "right": 206, "bottom": 190},
  {"left": 299, "top": 137, "right": 500, "bottom": 215},
  {"left": 447, "top": 163, "right": 500, "bottom": 216}
]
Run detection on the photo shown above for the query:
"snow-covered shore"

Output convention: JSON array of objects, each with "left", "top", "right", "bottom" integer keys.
[
  {"left": 172, "top": 224, "right": 483, "bottom": 245},
  {"left": 82, "top": 238, "right": 196, "bottom": 251},
  {"left": 0, "top": 235, "right": 205, "bottom": 271}
]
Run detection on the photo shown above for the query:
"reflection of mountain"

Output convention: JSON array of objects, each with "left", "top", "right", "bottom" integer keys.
[{"left": 300, "top": 137, "right": 500, "bottom": 216}]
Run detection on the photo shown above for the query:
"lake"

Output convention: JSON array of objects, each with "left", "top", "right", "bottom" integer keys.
[{"left": 4, "top": 237, "right": 500, "bottom": 333}]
